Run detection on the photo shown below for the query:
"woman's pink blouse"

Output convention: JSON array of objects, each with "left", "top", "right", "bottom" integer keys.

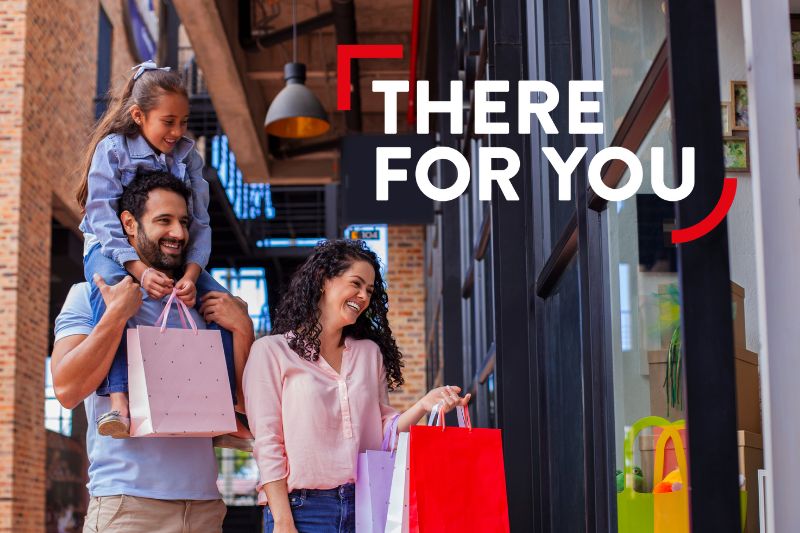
[{"left": 243, "top": 334, "right": 399, "bottom": 503}]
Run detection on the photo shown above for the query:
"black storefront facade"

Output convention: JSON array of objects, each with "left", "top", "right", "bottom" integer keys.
[{"left": 423, "top": 0, "right": 746, "bottom": 531}]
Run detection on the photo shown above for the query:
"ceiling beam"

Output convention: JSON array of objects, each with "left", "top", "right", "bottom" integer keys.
[
  {"left": 266, "top": 176, "right": 337, "bottom": 185},
  {"left": 270, "top": 159, "right": 336, "bottom": 184},
  {"left": 247, "top": 69, "right": 408, "bottom": 81},
  {"left": 172, "top": 0, "right": 270, "bottom": 182}
]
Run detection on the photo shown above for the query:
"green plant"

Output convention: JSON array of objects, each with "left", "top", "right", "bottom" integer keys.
[
  {"left": 655, "top": 283, "right": 682, "bottom": 415},
  {"left": 664, "top": 326, "right": 682, "bottom": 415}
]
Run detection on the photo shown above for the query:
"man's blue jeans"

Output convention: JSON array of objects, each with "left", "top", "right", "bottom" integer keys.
[
  {"left": 263, "top": 484, "right": 356, "bottom": 533},
  {"left": 84, "top": 243, "right": 236, "bottom": 402}
]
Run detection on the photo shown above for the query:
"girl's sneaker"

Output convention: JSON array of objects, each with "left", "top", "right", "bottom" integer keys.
[{"left": 97, "top": 411, "right": 130, "bottom": 438}]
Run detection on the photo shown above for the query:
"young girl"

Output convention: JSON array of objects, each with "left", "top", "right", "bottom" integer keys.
[
  {"left": 243, "top": 239, "right": 470, "bottom": 533},
  {"left": 77, "top": 61, "right": 237, "bottom": 438}
]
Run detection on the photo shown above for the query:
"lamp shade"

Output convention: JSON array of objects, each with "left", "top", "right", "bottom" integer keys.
[{"left": 264, "top": 62, "right": 330, "bottom": 139}]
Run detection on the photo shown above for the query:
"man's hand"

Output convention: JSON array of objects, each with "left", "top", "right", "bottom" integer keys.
[
  {"left": 140, "top": 268, "right": 173, "bottom": 300},
  {"left": 94, "top": 274, "right": 142, "bottom": 321},
  {"left": 175, "top": 277, "right": 197, "bottom": 308},
  {"left": 199, "top": 292, "right": 253, "bottom": 335}
]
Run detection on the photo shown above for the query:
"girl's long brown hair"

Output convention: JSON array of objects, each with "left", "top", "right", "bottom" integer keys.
[{"left": 76, "top": 68, "right": 188, "bottom": 211}]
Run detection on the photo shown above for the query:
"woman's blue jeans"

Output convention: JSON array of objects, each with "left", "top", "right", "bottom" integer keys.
[
  {"left": 84, "top": 244, "right": 237, "bottom": 402},
  {"left": 263, "top": 484, "right": 355, "bottom": 533}
]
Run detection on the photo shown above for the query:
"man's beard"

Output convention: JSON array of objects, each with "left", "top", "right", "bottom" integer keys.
[{"left": 137, "top": 227, "right": 186, "bottom": 271}]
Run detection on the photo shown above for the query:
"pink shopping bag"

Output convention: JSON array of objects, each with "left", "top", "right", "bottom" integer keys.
[
  {"left": 356, "top": 415, "right": 400, "bottom": 533},
  {"left": 127, "top": 289, "right": 236, "bottom": 437}
]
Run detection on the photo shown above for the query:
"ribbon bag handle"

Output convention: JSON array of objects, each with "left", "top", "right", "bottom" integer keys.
[
  {"left": 381, "top": 414, "right": 402, "bottom": 452},
  {"left": 653, "top": 421, "right": 688, "bottom": 488},
  {"left": 622, "top": 415, "right": 672, "bottom": 491},
  {"left": 155, "top": 288, "right": 198, "bottom": 335},
  {"left": 427, "top": 403, "right": 472, "bottom": 431}
]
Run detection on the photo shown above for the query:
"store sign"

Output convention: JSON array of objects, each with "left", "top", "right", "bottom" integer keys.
[
  {"left": 125, "top": 0, "right": 158, "bottom": 62},
  {"left": 344, "top": 224, "right": 388, "bottom": 278},
  {"left": 349, "top": 229, "right": 380, "bottom": 240},
  {"left": 336, "top": 44, "right": 736, "bottom": 244}
]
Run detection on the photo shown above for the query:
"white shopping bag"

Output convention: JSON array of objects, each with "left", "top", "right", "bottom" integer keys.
[{"left": 384, "top": 431, "right": 410, "bottom": 533}]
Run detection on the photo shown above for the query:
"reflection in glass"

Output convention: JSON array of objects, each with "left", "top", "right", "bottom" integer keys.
[
  {"left": 598, "top": 0, "right": 666, "bottom": 137},
  {"left": 605, "top": 105, "right": 690, "bottom": 532}
]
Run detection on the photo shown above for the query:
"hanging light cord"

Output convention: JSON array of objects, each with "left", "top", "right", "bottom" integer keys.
[{"left": 292, "top": 0, "right": 297, "bottom": 63}]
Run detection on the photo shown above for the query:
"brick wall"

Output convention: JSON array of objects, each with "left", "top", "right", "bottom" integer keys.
[
  {"left": 0, "top": 2, "right": 29, "bottom": 530},
  {"left": 0, "top": 0, "right": 102, "bottom": 530},
  {"left": 385, "top": 225, "right": 427, "bottom": 414}
]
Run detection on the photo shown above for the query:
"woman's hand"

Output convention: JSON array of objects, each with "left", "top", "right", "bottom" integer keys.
[
  {"left": 264, "top": 480, "right": 298, "bottom": 533},
  {"left": 272, "top": 520, "right": 299, "bottom": 533},
  {"left": 417, "top": 385, "right": 471, "bottom": 415},
  {"left": 397, "top": 385, "right": 471, "bottom": 432}
]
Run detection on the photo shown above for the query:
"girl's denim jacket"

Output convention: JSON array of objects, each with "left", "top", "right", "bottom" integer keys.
[{"left": 78, "top": 133, "right": 211, "bottom": 269}]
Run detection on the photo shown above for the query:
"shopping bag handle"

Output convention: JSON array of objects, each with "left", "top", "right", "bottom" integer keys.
[
  {"left": 381, "top": 414, "right": 401, "bottom": 452},
  {"left": 427, "top": 404, "right": 471, "bottom": 431},
  {"left": 653, "top": 421, "right": 688, "bottom": 488},
  {"left": 622, "top": 415, "right": 672, "bottom": 491},
  {"left": 155, "top": 288, "right": 198, "bottom": 335}
]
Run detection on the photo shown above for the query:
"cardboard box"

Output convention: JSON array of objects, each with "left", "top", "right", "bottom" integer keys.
[
  {"left": 735, "top": 348, "right": 762, "bottom": 435},
  {"left": 648, "top": 347, "right": 761, "bottom": 435},
  {"left": 731, "top": 281, "right": 746, "bottom": 351}
]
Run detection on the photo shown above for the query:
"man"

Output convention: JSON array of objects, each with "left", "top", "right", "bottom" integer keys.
[{"left": 52, "top": 171, "right": 255, "bottom": 532}]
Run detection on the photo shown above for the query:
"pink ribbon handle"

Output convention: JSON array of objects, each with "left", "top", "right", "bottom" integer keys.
[
  {"left": 381, "top": 414, "right": 401, "bottom": 452},
  {"left": 175, "top": 297, "right": 198, "bottom": 333},
  {"left": 155, "top": 288, "right": 198, "bottom": 335}
]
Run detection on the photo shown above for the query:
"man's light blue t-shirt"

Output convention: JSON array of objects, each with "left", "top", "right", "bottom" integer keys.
[{"left": 54, "top": 282, "right": 220, "bottom": 500}]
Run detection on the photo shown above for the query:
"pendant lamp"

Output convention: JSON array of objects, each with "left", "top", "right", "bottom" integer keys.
[{"left": 264, "top": 0, "right": 331, "bottom": 138}]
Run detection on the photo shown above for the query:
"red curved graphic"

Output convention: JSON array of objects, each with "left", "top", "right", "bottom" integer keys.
[
  {"left": 337, "top": 44, "right": 404, "bottom": 111},
  {"left": 671, "top": 178, "right": 737, "bottom": 244}
]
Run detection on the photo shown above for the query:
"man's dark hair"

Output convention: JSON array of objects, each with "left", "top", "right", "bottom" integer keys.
[{"left": 119, "top": 170, "right": 191, "bottom": 221}]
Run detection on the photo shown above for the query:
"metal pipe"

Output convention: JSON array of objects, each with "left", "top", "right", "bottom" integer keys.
[
  {"left": 331, "top": 0, "right": 362, "bottom": 132},
  {"left": 407, "top": 0, "right": 420, "bottom": 125}
]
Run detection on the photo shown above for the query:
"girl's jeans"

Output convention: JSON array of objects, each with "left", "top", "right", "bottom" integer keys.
[
  {"left": 263, "top": 484, "right": 355, "bottom": 533},
  {"left": 84, "top": 243, "right": 237, "bottom": 403}
]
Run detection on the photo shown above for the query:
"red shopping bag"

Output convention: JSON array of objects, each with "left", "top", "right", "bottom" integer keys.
[{"left": 408, "top": 406, "right": 510, "bottom": 533}]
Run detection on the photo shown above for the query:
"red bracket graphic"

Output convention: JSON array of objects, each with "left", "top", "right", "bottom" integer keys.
[
  {"left": 337, "top": 44, "right": 404, "bottom": 111},
  {"left": 671, "top": 178, "right": 737, "bottom": 244}
]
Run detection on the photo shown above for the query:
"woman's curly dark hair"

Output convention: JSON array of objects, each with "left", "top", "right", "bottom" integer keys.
[{"left": 273, "top": 239, "right": 404, "bottom": 390}]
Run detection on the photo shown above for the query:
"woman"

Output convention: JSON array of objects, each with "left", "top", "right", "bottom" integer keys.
[{"left": 243, "top": 239, "right": 470, "bottom": 533}]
